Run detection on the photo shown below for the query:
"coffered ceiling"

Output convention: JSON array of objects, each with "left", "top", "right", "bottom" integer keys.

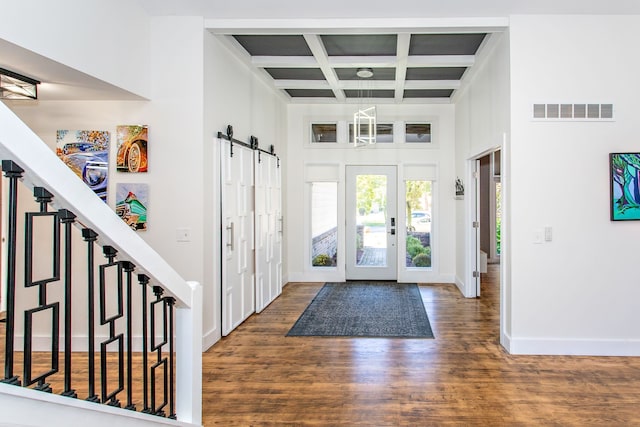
[{"left": 219, "top": 32, "right": 488, "bottom": 103}]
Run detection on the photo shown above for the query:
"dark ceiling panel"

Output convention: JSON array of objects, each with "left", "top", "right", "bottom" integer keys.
[
  {"left": 404, "top": 89, "right": 454, "bottom": 98},
  {"left": 265, "top": 68, "right": 326, "bottom": 80},
  {"left": 233, "top": 35, "right": 313, "bottom": 56},
  {"left": 405, "top": 67, "right": 467, "bottom": 80},
  {"left": 321, "top": 35, "right": 397, "bottom": 56},
  {"left": 409, "top": 34, "right": 486, "bottom": 56},
  {"left": 344, "top": 89, "right": 395, "bottom": 98},
  {"left": 285, "top": 89, "right": 336, "bottom": 98},
  {"left": 335, "top": 67, "right": 396, "bottom": 80}
]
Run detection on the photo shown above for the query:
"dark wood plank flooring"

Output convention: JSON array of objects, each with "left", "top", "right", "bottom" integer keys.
[
  {"left": 202, "top": 265, "right": 640, "bottom": 425},
  {"left": 4, "top": 265, "right": 640, "bottom": 425}
]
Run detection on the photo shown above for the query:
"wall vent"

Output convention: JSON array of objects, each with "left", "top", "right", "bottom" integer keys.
[{"left": 532, "top": 103, "right": 614, "bottom": 120}]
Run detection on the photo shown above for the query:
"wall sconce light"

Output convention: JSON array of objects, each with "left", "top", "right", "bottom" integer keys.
[{"left": 0, "top": 67, "right": 40, "bottom": 100}]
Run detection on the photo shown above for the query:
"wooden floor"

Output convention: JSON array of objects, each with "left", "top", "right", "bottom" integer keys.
[
  {"left": 203, "top": 265, "right": 640, "bottom": 426},
  {"left": 4, "top": 266, "right": 640, "bottom": 425}
]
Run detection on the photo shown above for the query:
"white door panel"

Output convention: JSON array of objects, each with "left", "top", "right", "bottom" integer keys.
[
  {"left": 255, "top": 152, "right": 282, "bottom": 312},
  {"left": 221, "top": 141, "right": 255, "bottom": 335}
]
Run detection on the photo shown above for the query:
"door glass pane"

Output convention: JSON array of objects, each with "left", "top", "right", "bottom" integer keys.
[
  {"left": 356, "top": 175, "right": 387, "bottom": 267},
  {"left": 406, "top": 181, "right": 432, "bottom": 268},
  {"left": 311, "top": 182, "right": 338, "bottom": 267}
]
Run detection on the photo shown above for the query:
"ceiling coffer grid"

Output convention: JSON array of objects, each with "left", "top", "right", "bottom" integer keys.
[{"left": 231, "top": 33, "right": 486, "bottom": 102}]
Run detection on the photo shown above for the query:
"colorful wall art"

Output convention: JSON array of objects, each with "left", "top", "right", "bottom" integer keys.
[
  {"left": 115, "top": 183, "right": 148, "bottom": 231},
  {"left": 116, "top": 125, "right": 148, "bottom": 173},
  {"left": 56, "top": 130, "right": 109, "bottom": 202},
  {"left": 610, "top": 153, "right": 640, "bottom": 221}
]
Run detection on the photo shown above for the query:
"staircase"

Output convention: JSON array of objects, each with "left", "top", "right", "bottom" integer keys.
[{"left": 0, "top": 102, "right": 202, "bottom": 426}]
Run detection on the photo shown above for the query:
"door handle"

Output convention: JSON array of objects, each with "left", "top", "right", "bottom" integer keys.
[{"left": 226, "top": 222, "right": 234, "bottom": 250}]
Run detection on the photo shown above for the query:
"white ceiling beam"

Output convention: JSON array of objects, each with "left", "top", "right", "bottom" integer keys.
[
  {"left": 303, "top": 34, "right": 345, "bottom": 102},
  {"left": 407, "top": 55, "right": 475, "bottom": 67},
  {"left": 251, "top": 56, "right": 319, "bottom": 68},
  {"left": 395, "top": 33, "right": 410, "bottom": 101},
  {"left": 328, "top": 56, "right": 397, "bottom": 68},
  {"left": 205, "top": 18, "right": 509, "bottom": 34},
  {"left": 272, "top": 79, "right": 460, "bottom": 90},
  {"left": 289, "top": 97, "right": 452, "bottom": 105}
]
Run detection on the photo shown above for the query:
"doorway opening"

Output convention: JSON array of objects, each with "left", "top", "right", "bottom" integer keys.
[{"left": 474, "top": 149, "right": 501, "bottom": 298}]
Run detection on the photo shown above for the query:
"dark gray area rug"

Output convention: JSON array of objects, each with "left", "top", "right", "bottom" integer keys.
[{"left": 286, "top": 282, "right": 434, "bottom": 338}]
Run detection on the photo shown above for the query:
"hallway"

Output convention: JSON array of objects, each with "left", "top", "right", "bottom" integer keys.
[{"left": 202, "top": 267, "right": 640, "bottom": 425}]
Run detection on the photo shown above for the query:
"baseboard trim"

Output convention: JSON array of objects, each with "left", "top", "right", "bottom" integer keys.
[
  {"left": 454, "top": 275, "right": 466, "bottom": 296},
  {"left": 202, "top": 328, "right": 220, "bottom": 351},
  {"left": 288, "top": 272, "right": 456, "bottom": 284},
  {"left": 508, "top": 336, "right": 640, "bottom": 356}
]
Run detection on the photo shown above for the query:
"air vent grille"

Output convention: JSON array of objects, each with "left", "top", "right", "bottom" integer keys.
[{"left": 532, "top": 103, "right": 613, "bottom": 120}]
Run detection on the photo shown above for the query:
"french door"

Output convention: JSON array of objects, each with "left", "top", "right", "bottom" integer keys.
[
  {"left": 345, "top": 165, "right": 397, "bottom": 280},
  {"left": 221, "top": 141, "right": 255, "bottom": 336}
]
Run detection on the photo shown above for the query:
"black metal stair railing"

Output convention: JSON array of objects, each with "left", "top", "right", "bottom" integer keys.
[{"left": 0, "top": 159, "right": 177, "bottom": 420}]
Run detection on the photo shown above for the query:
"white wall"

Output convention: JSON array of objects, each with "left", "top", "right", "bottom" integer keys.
[
  {"left": 508, "top": 15, "right": 640, "bottom": 355},
  {"left": 5, "top": 100, "right": 150, "bottom": 345},
  {"left": 3, "top": 15, "right": 207, "bottom": 348},
  {"left": 0, "top": 0, "right": 151, "bottom": 98},
  {"left": 203, "top": 32, "right": 287, "bottom": 348},
  {"left": 453, "top": 28, "right": 510, "bottom": 349},
  {"left": 287, "top": 103, "right": 456, "bottom": 283}
]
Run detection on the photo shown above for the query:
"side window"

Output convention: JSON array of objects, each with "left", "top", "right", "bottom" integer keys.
[
  {"left": 311, "top": 123, "right": 337, "bottom": 143},
  {"left": 405, "top": 180, "right": 432, "bottom": 268},
  {"left": 311, "top": 182, "right": 338, "bottom": 267},
  {"left": 405, "top": 123, "right": 431, "bottom": 143}
]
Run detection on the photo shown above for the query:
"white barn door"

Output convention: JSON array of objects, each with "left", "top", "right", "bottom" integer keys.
[
  {"left": 221, "top": 140, "right": 255, "bottom": 335},
  {"left": 254, "top": 152, "right": 282, "bottom": 313}
]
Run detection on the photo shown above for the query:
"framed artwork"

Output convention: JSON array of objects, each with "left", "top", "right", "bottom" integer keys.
[
  {"left": 115, "top": 183, "right": 148, "bottom": 231},
  {"left": 610, "top": 153, "right": 640, "bottom": 221},
  {"left": 116, "top": 125, "right": 148, "bottom": 173},
  {"left": 56, "top": 130, "right": 109, "bottom": 202}
]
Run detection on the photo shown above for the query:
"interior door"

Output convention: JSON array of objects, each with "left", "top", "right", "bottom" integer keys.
[
  {"left": 254, "top": 151, "right": 282, "bottom": 312},
  {"left": 346, "top": 165, "right": 397, "bottom": 280},
  {"left": 221, "top": 140, "right": 255, "bottom": 335},
  {"left": 473, "top": 159, "right": 481, "bottom": 297}
]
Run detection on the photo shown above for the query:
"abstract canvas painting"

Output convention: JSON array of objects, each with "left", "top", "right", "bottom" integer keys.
[
  {"left": 56, "top": 130, "right": 109, "bottom": 202},
  {"left": 116, "top": 125, "right": 148, "bottom": 173},
  {"left": 610, "top": 153, "right": 640, "bottom": 221},
  {"left": 115, "top": 183, "right": 148, "bottom": 231}
]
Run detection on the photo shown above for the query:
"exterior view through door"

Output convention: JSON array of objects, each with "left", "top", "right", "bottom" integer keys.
[{"left": 346, "top": 165, "right": 397, "bottom": 280}]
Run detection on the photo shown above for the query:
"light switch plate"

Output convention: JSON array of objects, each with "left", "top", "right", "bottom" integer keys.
[{"left": 176, "top": 228, "right": 191, "bottom": 242}]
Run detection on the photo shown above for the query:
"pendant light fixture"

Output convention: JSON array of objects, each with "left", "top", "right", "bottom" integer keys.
[{"left": 353, "top": 67, "right": 376, "bottom": 147}]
